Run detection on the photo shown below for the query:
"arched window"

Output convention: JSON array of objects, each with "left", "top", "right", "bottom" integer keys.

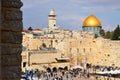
[
  {"left": 90, "top": 27, "right": 92, "bottom": 30},
  {"left": 23, "top": 62, "right": 26, "bottom": 67},
  {"left": 83, "top": 48, "right": 85, "bottom": 53},
  {"left": 50, "top": 40, "right": 53, "bottom": 47},
  {"left": 90, "top": 48, "right": 91, "bottom": 52}
]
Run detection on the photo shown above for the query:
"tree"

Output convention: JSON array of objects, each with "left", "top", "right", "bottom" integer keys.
[
  {"left": 95, "top": 34, "right": 98, "bottom": 38},
  {"left": 110, "top": 31, "right": 114, "bottom": 39},
  {"left": 28, "top": 27, "right": 33, "bottom": 31},
  {"left": 99, "top": 29, "right": 105, "bottom": 37},
  {"left": 105, "top": 31, "right": 111, "bottom": 39},
  {"left": 111, "top": 25, "right": 120, "bottom": 40}
]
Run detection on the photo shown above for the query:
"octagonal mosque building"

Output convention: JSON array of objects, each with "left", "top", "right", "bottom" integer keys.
[{"left": 82, "top": 15, "right": 102, "bottom": 36}]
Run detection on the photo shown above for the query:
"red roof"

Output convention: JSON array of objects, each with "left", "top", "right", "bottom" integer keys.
[
  {"left": 23, "top": 29, "right": 30, "bottom": 32},
  {"left": 34, "top": 28, "right": 41, "bottom": 31}
]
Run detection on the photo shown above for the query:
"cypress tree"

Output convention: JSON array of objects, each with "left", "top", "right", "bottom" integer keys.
[
  {"left": 105, "top": 31, "right": 111, "bottom": 39},
  {"left": 111, "top": 25, "right": 120, "bottom": 40}
]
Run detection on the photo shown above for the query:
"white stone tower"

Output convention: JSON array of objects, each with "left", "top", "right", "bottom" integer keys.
[{"left": 48, "top": 9, "right": 57, "bottom": 29}]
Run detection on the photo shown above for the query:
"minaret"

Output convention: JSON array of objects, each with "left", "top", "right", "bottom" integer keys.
[{"left": 48, "top": 9, "right": 56, "bottom": 29}]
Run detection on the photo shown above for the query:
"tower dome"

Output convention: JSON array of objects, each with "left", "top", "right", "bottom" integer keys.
[
  {"left": 49, "top": 9, "right": 55, "bottom": 15},
  {"left": 82, "top": 15, "right": 102, "bottom": 36},
  {"left": 83, "top": 15, "right": 101, "bottom": 27}
]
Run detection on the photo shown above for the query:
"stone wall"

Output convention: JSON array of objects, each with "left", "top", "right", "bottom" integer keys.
[
  {"left": 1, "top": 0, "right": 23, "bottom": 80},
  {"left": 0, "top": 0, "right": 1, "bottom": 79},
  {"left": 97, "top": 40, "right": 120, "bottom": 67}
]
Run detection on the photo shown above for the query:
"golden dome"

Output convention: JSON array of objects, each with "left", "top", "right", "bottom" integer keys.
[{"left": 83, "top": 15, "right": 101, "bottom": 27}]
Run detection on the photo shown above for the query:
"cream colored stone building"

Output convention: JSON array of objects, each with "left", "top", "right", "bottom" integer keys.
[{"left": 21, "top": 10, "right": 120, "bottom": 72}]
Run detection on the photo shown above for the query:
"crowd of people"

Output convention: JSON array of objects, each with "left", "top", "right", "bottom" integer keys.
[
  {"left": 22, "top": 67, "right": 90, "bottom": 80},
  {"left": 21, "top": 65, "right": 120, "bottom": 80}
]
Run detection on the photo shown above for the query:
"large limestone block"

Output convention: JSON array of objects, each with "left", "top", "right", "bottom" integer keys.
[{"left": 1, "top": 31, "right": 22, "bottom": 43}]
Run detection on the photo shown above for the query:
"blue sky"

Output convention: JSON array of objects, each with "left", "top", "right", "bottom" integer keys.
[{"left": 21, "top": 0, "right": 120, "bottom": 31}]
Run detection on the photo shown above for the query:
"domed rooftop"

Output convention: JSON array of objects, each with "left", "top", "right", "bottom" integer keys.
[
  {"left": 49, "top": 9, "right": 55, "bottom": 15},
  {"left": 83, "top": 15, "right": 101, "bottom": 27}
]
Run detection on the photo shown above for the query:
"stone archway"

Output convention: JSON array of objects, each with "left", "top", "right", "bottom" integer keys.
[{"left": 1, "top": 0, "right": 23, "bottom": 80}]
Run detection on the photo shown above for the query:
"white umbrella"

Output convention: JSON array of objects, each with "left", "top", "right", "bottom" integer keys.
[
  {"left": 96, "top": 71, "right": 109, "bottom": 74},
  {"left": 117, "top": 70, "right": 120, "bottom": 74},
  {"left": 73, "top": 65, "right": 83, "bottom": 69},
  {"left": 96, "top": 70, "right": 120, "bottom": 75},
  {"left": 111, "top": 70, "right": 120, "bottom": 74},
  {"left": 27, "top": 66, "right": 32, "bottom": 70},
  {"left": 108, "top": 70, "right": 115, "bottom": 74},
  {"left": 106, "top": 70, "right": 119, "bottom": 74}
]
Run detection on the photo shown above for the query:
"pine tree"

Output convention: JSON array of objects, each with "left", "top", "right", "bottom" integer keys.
[
  {"left": 105, "top": 31, "right": 111, "bottom": 39},
  {"left": 110, "top": 31, "right": 114, "bottom": 40},
  {"left": 111, "top": 25, "right": 120, "bottom": 40}
]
